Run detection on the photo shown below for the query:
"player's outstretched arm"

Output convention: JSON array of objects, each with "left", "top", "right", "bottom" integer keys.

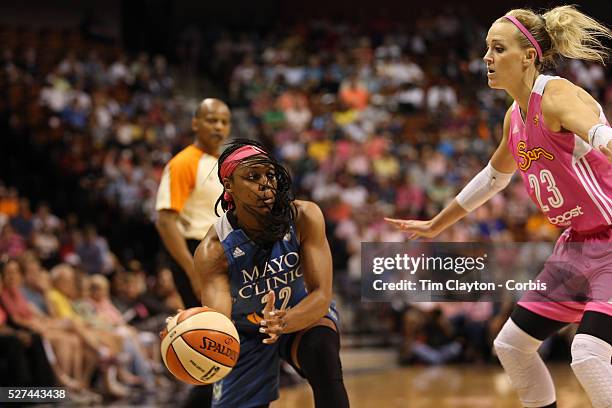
[
  {"left": 282, "top": 200, "right": 333, "bottom": 334},
  {"left": 194, "top": 227, "right": 232, "bottom": 318},
  {"left": 386, "top": 106, "right": 516, "bottom": 239},
  {"left": 542, "top": 79, "right": 612, "bottom": 162},
  {"left": 385, "top": 201, "right": 468, "bottom": 240}
]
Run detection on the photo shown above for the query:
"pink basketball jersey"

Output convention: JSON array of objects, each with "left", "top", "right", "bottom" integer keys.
[{"left": 508, "top": 75, "right": 612, "bottom": 234}]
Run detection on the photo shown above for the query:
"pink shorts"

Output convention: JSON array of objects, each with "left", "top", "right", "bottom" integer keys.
[{"left": 518, "top": 226, "right": 612, "bottom": 323}]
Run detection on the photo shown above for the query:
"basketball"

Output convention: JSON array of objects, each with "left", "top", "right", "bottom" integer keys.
[{"left": 160, "top": 307, "right": 240, "bottom": 385}]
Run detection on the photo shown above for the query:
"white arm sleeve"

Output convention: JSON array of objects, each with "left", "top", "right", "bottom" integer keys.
[
  {"left": 456, "top": 162, "right": 514, "bottom": 212},
  {"left": 588, "top": 124, "right": 612, "bottom": 149}
]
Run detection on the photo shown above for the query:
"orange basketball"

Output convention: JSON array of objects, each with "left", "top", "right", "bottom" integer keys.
[{"left": 160, "top": 307, "right": 240, "bottom": 384}]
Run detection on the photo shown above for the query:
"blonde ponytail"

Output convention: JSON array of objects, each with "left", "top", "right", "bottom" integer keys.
[
  {"left": 497, "top": 5, "right": 611, "bottom": 68},
  {"left": 543, "top": 5, "right": 611, "bottom": 65}
]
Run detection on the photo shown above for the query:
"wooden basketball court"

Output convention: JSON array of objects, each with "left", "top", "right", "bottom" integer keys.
[{"left": 272, "top": 363, "right": 589, "bottom": 408}]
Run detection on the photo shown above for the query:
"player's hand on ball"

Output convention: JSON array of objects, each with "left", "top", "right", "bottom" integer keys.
[
  {"left": 260, "top": 290, "right": 286, "bottom": 344},
  {"left": 384, "top": 218, "right": 440, "bottom": 239},
  {"left": 159, "top": 309, "right": 183, "bottom": 339},
  {"left": 169, "top": 308, "right": 184, "bottom": 320}
]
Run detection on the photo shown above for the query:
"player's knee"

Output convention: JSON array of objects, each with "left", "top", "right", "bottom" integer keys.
[
  {"left": 300, "top": 327, "right": 338, "bottom": 356},
  {"left": 570, "top": 334, "right": 612, "bottom": 408},
  {"left": 494, "top": 318, "right": 540, "bottom": 357},
  {"left": 493, "top": 319, "right": 542, "bottom": 389},
  {"left": 493, "top": 319, "right": 558, "bottom": 406},
  {"left": 298, "top": 326, "right": 342, "bottom": 380},
  {"left": 571, "top": 333, "right": 611, "bottom": 366}
]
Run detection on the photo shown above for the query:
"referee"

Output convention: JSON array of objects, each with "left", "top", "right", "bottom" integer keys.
[
  {"left": 155, "top": 99, "right": 230, "bottom": 408},
  {"left": 156, "top": 98, "right": 231, "bottom": 308}
]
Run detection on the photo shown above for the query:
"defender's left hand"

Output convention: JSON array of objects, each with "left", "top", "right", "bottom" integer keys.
[{"left": 260, "top": 290, "right": 286, "bottom": 344}]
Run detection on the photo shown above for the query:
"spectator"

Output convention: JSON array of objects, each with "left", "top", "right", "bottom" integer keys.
[
  {"left": 0, "top": 187, "right": 19, "bottom": 219},
  {"left": 113, "top": 271, "right": 172, "bottom": 333},
  {"left": 1, "top": 259, "right": 99, "bottom": 400},
  {"left": 76, "top": 275, "right": 155, "bottom": 390},
  {"left": 76, "top": 225, "right": 111, "bottom": 275},
  {"left": 285, "top": 97, "right": 312, "bottom": 133},
  {"left": 0, "top": 224, "right": 27, "bottom": 258},
  {"left": 339, "top": 74, "right": 370, "bottom": 110},
  {"left": 427, "top": 79, "right": 458, "bottom": 112},
  {"left": 153, "top": 268, "right": 183, "bottom": 311},
  {"left": 19, "top": 254, "right": 50, "bottom": 314},
  {"left": 47, "top": 263, "right": 132, "bottom": 398},
  {"left": 0, "top": 272, "right": 56, "bottom": 387},
  {"left": 10, "top": 198, "right": 34, "bottom": 240},
  {"left": 411, "top": 306, "right": 463, "bottom": 365}
]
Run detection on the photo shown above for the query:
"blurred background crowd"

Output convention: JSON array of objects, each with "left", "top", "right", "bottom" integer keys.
[{"left": 0, "top": 0, "right": 609, "bottom": 403}]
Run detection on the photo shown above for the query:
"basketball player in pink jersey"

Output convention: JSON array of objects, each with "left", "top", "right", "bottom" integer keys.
[{"left": 387, "top": 6, "right": 612, "bottom": 408}]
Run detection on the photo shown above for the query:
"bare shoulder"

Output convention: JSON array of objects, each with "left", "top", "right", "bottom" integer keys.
[
  {"left": 545, "top": 77, "right": 575, "bottom": 95},
  {"left": 194, "top": 226, "right": 227, "bottom": 273},
  {"left": 294, "top": 200, "right": 325, "bottom": 240},
  {"left": 543, "top": 79, "right": 599, "bottom": 114},
  {"left": 295, "top": 200, "right": 324, "bottom": 224}
]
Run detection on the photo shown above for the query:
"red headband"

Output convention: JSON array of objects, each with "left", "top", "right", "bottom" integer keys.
[
  {"left": 504, "top": 15, "right": 543, "bottom": 61},
  {"left": 220, "top": 145, "right": 267, "bottom": 209}
]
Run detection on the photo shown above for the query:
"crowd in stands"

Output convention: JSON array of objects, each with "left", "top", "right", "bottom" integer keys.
[
  {"left": 1, "top": 7, "right": 610, "bottom": 375},
  {"left": 0, "top": 183, "right": 181, "bottom": 400}
]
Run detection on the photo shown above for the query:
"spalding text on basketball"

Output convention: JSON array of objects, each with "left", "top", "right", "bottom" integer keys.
[{"left": 201, "top": 336, "right": 239, "bottom": 362}]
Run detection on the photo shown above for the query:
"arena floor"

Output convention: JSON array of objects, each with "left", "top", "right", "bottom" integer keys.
[
  {"left": 47, "top": 359, "right": 588, "bottom": 407},
  {"left": 272, "top": 363, "right": 590, "bottom": 408}
]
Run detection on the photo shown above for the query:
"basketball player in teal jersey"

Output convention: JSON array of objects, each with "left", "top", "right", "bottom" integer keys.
[{"left": 194, "top": 140, "right": 349, "bottom": 408}]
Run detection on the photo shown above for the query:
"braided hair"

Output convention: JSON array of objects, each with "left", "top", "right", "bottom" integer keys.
[{"left": 215, "top": 139, "right": 296, "bottom": 248}]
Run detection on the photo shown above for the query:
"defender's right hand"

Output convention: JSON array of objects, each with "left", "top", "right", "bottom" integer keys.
[{"left": 384, "top": 218, "right": 441, "bottom": 239}]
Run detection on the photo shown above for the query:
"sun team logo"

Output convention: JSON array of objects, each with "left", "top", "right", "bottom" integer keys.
[{"left": 516, "top": 141, "right": 555, "bottom": 171}]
